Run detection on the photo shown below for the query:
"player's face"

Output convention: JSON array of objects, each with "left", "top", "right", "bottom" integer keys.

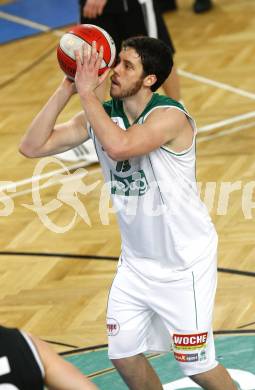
[{"left": 110, "top": 47, "right": 145, "bottom": 98}]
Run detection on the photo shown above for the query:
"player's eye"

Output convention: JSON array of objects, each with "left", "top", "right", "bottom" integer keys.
[{"left": 124, "top": 62, "right": 133, "bottom": 70}]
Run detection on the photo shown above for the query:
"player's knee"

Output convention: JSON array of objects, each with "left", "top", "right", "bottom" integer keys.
[
  {"left": 111, "top": 357, "right": 126, "bottom": 371},
  {"left": 111, "top": 354, "right": 142, "bottom": 373},
  {"left": 189, "top": 371, "right": 204, "bottom": 382},
  {"left": 176, "top": 360, "right": 218, "bottom": 377},
  {"left": 189, "top": 369, "right": 212, "bottom": 385}
]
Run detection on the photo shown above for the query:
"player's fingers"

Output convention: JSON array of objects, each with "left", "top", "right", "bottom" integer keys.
[
  {"left": 83, "top": 43, "right": 90, "bottom": 65},
  {"left": 98, "top": 68, "right": 111, "bottom": 85},
  {"left": 95, "top": 45, "right": 104, "bottom": 70},
  {"left": 90, "top": 41, "right": 98, "bottom": 64},
  {"left": 74, "top": 49, "right": 82, "bottom": 71}
]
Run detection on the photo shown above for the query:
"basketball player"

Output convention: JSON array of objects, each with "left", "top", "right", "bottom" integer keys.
[
  {"left": 0, "top": 325, "right": 98, "bottom": 389},
  {"left": 19, "top": 37, "right": 237, "bottom": 389}
]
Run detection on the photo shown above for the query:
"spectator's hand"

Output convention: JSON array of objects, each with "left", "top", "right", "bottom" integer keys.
[{"left": 82, "top": 0, "right": 107, "bottom": 18}]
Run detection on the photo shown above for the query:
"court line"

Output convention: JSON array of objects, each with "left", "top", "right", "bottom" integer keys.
[
  {"left": 60, "top": 344, "right": 108, "bottom": 356},
  {"left": 238, "top": 321, "right": 255, "bottom": 329},
  {"left": 44, "top": 340, "right": 78, "bottom": 348},
  {"left": 1, "top": 252, "right": 254, "bottom": 278},
  {"left": 2, "top": 172, "right": 84, "bottom": 197},
  {"left": 0, "top": 251, "right": 118, "bottom": 261},
  {"left": 0, "top": 10, "right": 64, "bottom": 36},
  {"left": 217, "top": 267, "right": 255, "bottom": 278},
  {"left": 214, "top": 329, "right": 255, "bottom": 335},
  {"left": 179, "top": 69, "right": 255, "bottom": 100},
  {"left": 197, "top": 121, "right": 255, "bottom": 143},
  {"left": 0, "top": 169, "right": 99, "bottom": 201},
  {"left": 199, "top": 111, "right": 255, "bottom": 133},
  {"left": 0, "top": 163, "right": 101, "bottom": 192}
]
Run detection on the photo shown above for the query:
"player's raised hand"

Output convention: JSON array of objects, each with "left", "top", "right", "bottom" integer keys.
[
  {"left": 60, "top": 76, "right": 77, "bottom": 96},
  {"left": 74, "top": 41, "right": 110, "bottom": 97}
]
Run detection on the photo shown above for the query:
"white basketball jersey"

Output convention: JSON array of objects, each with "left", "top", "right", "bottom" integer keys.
[{"left": 88, "top": 94, "right": 217, "bottom": 280}]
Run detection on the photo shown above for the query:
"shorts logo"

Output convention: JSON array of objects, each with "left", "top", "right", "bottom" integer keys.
[
  {"left": 174, "top": 352, "right": 199, "bottom": 362},
  {"left": 173, "top": 332, "right": 208, "bottom": 350},
  {"left": 107, "top": 318, "right": 120, "bottom": 336},
  {"left": 199, "top": 349, "right": 207, "bottom": 361}
]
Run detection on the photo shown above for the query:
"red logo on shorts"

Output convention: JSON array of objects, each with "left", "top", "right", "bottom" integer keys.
[
  {"left": 174, "top": 352, "right": 199, "bottom": 362},
  {"left": 107, "top": 318, "right": 120, "bottom": 336},
  {"left": 173, "top": 332, "right": 208, "bottom": 349}
]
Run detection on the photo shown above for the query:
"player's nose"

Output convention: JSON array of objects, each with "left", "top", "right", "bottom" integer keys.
[{"left": 113, "top": 61, "right": 121, "bottom": 74}]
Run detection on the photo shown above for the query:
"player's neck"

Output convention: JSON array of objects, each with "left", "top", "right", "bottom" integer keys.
[{"left": 123, "top": 89, "right": 153, "bottom": 124}]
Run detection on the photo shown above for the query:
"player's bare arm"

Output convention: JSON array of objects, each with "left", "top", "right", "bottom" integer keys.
[
  {"left": 113, "top": 107, "right": 194, "bottom": 160},
  {"left": 19, "top": 78, "right": 88, "bottom": 158},
  {"left": 28, "top": 333, "right": 98, "bottom": 390}
]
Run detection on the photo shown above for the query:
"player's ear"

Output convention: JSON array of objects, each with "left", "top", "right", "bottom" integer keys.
[{"left": 144, "top": 74, "right": 157, "bottom": 88}]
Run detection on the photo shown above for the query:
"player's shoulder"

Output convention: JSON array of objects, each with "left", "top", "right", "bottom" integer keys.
[
  {"left": 143, "top": 93, "right": 187, "bottom": 122},
  {"left": 142, "top": 93, "right": 186, "bottom": 119},
  {"left": 149, "top": 93, "right": 185, "bottom": 111}
]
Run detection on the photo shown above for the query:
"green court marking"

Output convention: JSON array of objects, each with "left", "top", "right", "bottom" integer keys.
[{"left": 65, "top": 335, "right": 255, "bottom": 389}]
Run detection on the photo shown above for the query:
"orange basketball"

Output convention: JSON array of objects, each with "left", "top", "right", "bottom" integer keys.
[{"left": 57, "top": 24, "right": 116, "bottom": 80}]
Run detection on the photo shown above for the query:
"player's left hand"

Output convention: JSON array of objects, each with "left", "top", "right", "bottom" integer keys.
[{"left": 74, "top": 41, "right": 110, "bottom": 97}]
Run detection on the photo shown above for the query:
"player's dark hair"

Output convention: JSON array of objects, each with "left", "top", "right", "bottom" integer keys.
[{"left": 121, "top": 36, "right": 173, "bottom": 92}]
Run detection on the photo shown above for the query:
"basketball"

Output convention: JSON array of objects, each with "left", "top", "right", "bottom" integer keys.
[{"left": 57, "top": 24, "right": 116, "bottom": 80}]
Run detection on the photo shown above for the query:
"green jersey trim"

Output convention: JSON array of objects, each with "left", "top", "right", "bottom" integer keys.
[
  {"left": 192, "top": 272, "right": 199, "bottom": 330},
  {"left": 102, "top": 93, "right": 185, "bottom": 127},
  {"left": 160, "top": 145, "right": 193, "bottom": 157}
]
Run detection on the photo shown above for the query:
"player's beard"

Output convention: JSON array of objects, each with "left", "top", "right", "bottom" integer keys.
[{"left": 110, "top": 77, "right": 144, "bottom": 99}]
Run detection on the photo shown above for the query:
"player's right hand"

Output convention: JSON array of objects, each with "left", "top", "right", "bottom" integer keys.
[{"left": 60, "top": 76, "right": 77, "bottom": 95}]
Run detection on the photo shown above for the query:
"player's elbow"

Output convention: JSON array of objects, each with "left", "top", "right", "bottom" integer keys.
[
  {"left": 106, "top": 140, "right": 131, "bottom": 161},
  {"left": 19, "top": 141, "right": 40, "bottom": 158},
  {"left": 107, "top": 146, "right": 129, "bottom": 161}
]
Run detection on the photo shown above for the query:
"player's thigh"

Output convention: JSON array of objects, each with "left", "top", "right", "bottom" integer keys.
[{"left": 107, "top": 265, "right": 153, "bottom": 359}]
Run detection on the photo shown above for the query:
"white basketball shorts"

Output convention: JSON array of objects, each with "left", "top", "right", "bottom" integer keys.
[{"left": 107, "top": 246, "right": 218, "bottom": 376}]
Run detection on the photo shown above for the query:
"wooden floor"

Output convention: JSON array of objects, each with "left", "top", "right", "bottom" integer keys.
[{"left": 0, "top": 0, "right": 255, "bottom": 353}]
